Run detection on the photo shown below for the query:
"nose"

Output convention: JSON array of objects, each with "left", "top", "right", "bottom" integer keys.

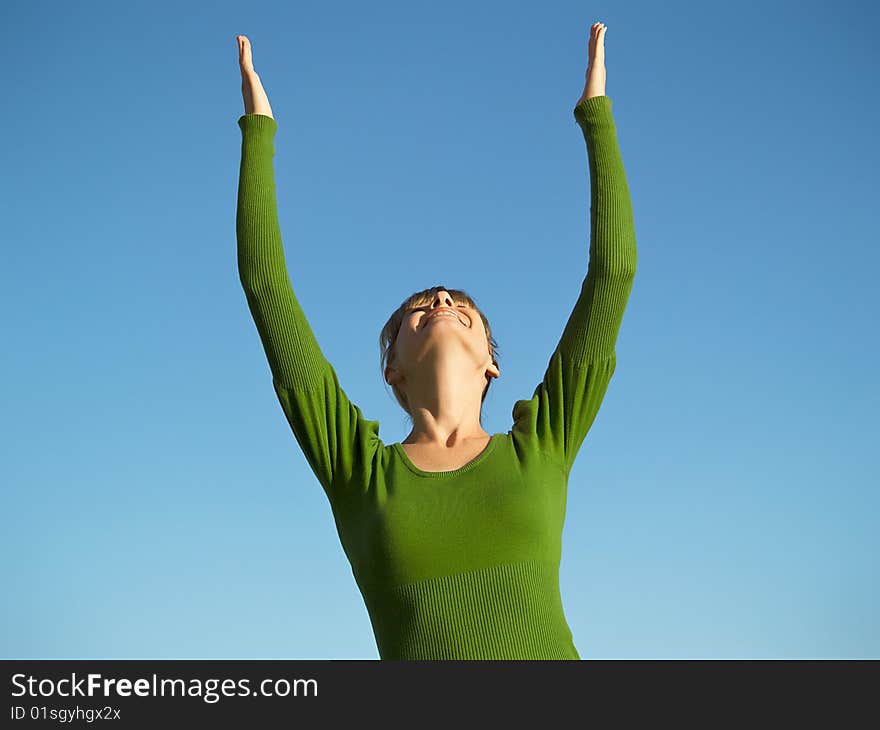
[{"left": 430, "top": 289, "right": 455, "bottom": 309}]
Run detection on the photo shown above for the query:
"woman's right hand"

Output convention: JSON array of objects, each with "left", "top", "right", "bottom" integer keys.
[
  {"left": 237, "top": 35, "right": 275, "bottom": 119},
  {"left": 576, "top": 22, "right": 607, "bottom": 104}
]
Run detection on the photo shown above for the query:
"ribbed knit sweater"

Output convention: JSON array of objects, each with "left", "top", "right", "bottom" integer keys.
[{"left": 235, "top": 94, "right": 637, "bottom": 659}]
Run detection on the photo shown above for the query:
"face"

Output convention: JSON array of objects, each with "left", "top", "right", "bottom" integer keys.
[{"left": 384, "top": 289, "right": 500, "bottom": 388}]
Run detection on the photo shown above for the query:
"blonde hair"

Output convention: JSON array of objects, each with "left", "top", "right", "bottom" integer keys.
[{"left": 379, "top": 285, "right": 500, "bottom": 424}]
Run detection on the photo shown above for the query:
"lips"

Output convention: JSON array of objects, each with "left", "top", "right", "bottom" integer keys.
[{"left": 424, "top": 308, "right": 467, "bottom": 327}]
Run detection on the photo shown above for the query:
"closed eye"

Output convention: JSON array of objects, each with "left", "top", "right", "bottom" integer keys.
[{"left": 417, "top": 304, "right": 468, "bottom": 311}]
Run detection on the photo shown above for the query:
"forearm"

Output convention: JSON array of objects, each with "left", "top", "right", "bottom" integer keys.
[
  {"left": 575, "top": 95, "right": 637, "bottom": 279},
  {"left": 553, "top": 95, "right": 636, "bottom": 364},
  {"left": 241, "top": 71, "right": 274, "bottom": 118},
  {"left": 236, "top": 114, "right": 286, "bottom": 289},
  {"left": 236, "top": 114, "right": 329, "bottom": 392}
]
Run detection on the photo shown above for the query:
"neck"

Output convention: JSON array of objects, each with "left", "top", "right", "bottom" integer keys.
[{"left": 402, "top": 365, "right": 487, "bottom": 447}]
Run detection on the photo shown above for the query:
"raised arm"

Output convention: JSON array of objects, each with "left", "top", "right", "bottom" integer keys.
[
  {"left": 235, "top": 36, "right": 382, "bottom": 498},
  {"left": 564, "top": 22, "right": 636, "bottom": 363},
  {"left": 512, "top": 23, "right": 637, "bottom": 475}
]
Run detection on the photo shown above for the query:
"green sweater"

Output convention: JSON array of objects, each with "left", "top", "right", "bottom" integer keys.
[{"left": 236, "top": 94, "right": 637, "bottom": 659}]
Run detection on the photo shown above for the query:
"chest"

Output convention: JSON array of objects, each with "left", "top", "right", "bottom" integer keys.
[{"left": 343, "top": 465, "right": 568, "bottom": 586}]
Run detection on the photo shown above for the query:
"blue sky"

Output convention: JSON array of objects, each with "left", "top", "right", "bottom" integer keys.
[{"left": 2, "top": 0, "right": 877, "bottom": 659}]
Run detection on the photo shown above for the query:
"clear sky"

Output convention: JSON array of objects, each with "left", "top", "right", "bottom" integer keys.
[{"left": 2, "top": 0, "right": 877, "bottom": 659}]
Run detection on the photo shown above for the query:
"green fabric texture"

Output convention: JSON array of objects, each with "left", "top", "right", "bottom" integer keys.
[{"left": 236, "top": 94, "right": 637, "bottom": 659}]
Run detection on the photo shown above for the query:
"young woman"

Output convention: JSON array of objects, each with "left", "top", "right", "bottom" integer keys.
[{"left": 235, "top": 22, "right": 636, "bottom": 660}]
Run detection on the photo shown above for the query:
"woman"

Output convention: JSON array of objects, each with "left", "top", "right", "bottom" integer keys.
[{"left": 235, "top": 22, "right": 636, "bottom": 660}]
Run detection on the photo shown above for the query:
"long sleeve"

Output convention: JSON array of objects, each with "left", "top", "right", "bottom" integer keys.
[
  {"left": 511, "top": 95, "right": 637, "bottom": 475},
  {"left": 236, "top": 113, "right": 381, "bottom": 498}
]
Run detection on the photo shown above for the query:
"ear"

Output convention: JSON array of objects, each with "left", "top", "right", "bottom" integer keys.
[
  {"left": 486, "top": 359, "right": 500, "bottom": 380},
  {"left": 385, "top": 365, "right": 403, "bottom": 386}
]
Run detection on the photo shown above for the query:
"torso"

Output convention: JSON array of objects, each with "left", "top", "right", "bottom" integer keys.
[{"left": 400, "top": 434, "right": 493, "bottom": 473}]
